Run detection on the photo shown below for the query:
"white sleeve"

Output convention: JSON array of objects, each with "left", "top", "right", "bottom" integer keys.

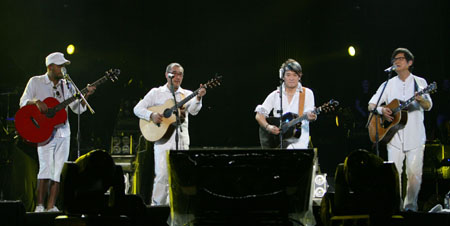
[
  {"left": 133, "top": 89, "right": 157, "bottom": 121},
  {"left": 186, "top": 94, "right": 202, "bottom": 116},
  {"left": 368, "top": 81, "right": 388, "bottom": 106},
  {"left": 19, "top": 77, "right": 36, "bottom": 108},
  {"left": 418, "top": 78, "right": 433, "bottom": 111},
  {"left": 255, "top": 91, "right": 276, "bottom": 116}
]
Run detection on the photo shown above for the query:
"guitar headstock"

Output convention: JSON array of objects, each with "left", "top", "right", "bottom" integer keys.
[
  {"left": 203, "top": 75, "right": 222, "bottom": 89},
  {"left": 105, "top": 69, "right": 120, "bottom": 82},
  {"left": 318, "top": 99, "right": 340, "bottom": 113},
  {"left": 422, "top": 81, "right": 437, "bottom": 94}
]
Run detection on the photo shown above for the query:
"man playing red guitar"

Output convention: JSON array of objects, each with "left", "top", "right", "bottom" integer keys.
[
  {"left": 368, "top": 48, "right": 432, "bottom": 211},
  {"left": 19, "top": 52, "right": 96, "bottom": 212}
]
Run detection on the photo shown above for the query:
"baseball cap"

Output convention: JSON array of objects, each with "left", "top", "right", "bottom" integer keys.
[{"left": 45, "top": 52, "right": 71, "bottom": 67}]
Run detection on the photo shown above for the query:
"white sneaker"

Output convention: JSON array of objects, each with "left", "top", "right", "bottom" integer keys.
[
  {"left": 34, "top": 205, "right": 45, "bottom": 213},
  {"left": 46, "top": 206, "right": 60, "bottom": 212}
]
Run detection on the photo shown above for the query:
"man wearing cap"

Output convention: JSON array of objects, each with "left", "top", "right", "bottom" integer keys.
[
  {"left": 255, "top": 58, "right": 317, "bottom": 149},
  {"left": 19, "top": 52, "right": 96, "bottom": 212},
  {"left": 133, "top": 62, "right": 206, "bottom": 206}
]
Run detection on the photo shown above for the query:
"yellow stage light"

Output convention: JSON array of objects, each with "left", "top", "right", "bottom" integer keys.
[
  {"left": 348, "top": 46, "right": 356, "bottom": 57},
  {"left": 67, "top": 44, "right": 75, "bottom": 55}
]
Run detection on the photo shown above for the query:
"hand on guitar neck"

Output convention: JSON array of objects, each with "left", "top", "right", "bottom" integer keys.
[
  {"left": 264, "top": 111, "right": 316, "bottom": 135},
  {"left": 197, "top": 84, "right": 206, "bottom": 100}
]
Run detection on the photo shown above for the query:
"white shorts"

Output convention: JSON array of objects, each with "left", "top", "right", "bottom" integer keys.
[{"left": 37, "top": 136, "right": 70, "bottom": 182}]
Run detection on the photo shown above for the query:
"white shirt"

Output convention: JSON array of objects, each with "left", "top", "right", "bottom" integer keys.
[
  {"left": 133, "top": 84, "right": 202, "bottom": 149},
  {"left": 255, "top": 83, "right": 315, "bottom": 149},
  {"left": 19, "top": 73, "right": 87, "bottom": 138},
  {"left": 369, "top": 74, "right": 433, "bottom": 150}
]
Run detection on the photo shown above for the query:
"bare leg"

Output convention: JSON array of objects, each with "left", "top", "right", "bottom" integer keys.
[
  {"left": 37, "top": 179, "right": 49, "bottom": 206},
  {"left": 46, "top": 181, "right": 60, "bottom": 209}
]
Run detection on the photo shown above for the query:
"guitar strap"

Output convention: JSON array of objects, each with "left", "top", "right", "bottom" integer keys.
[
  {"left": 60, "top": 81, "right": 65, "bottom": 100},
  {"left": 413, "top": 77, "right": 418, "bottom": 93},
  {"left": 179, "top": 92, "right": 185, "bottom": 105},
  {"left": 298, "top": 87, "right": 306, "bottom": 115},
  {"left": 179, "top": 92, "right": 186, "bottom": 117}
]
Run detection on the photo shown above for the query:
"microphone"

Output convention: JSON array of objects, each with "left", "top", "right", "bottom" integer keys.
[
  {"left": 279, "top": 69, "right": 284, "bottom": 79},
  {"left": 384, "top": 65, "right": 397, "bottom": 73},
  {"left": 61, "top": 67, "right": 67, "bottom": 77},
  {"left": 61, "top": 67, "right": 71, "bottom": 90},
  {"left": 168, "top": 73, "right": 174, "bottom": 79}
]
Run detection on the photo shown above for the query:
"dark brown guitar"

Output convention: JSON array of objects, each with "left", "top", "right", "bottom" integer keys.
[
  {"left": 259, "top": 99, "right": 339, "bottom": 148},
  {"left": 368, "top": 81, "right": 437, "bottom": 143}
]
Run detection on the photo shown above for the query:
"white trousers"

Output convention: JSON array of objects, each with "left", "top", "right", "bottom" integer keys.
[
  {"left": 151, "top": 131, "right": 188, "bottom": 206},
  {"left": 387, "top": 144, "right": 424, "bottom": 211},
  {"left": 37, "top": 136, "right": 70, "bottom": 182}
]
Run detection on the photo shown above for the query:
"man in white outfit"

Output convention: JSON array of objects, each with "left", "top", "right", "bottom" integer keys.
[
  {"left": 255, "top": 59, "right": 317, "bottom": 149},
  {"left": 19, "top": 52, "right": 96, "bottom": 212},
  {"left": 368, "top": 48, "right": 432, "bottom": 211},
  {"left": 133, "top": 63, "right": 206, "bottom": 205}
]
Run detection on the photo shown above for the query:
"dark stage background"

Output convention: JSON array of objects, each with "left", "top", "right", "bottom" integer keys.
[{"left": 0, "top": 0, "right": 449, "bottom": 174}]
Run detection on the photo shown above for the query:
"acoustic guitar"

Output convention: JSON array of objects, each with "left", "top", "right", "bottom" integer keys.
[
  {"left": 139, "top": 75, "right": 222, "bottom": 142},
  {"left": 259, "top": 99, "right": 339, "bottom": 148},
  {"left": 14, "top": 69, "right": 120, "bottom": 144},
  {"left": 368, "top": 81, "right": 437, "bottom": 143}
]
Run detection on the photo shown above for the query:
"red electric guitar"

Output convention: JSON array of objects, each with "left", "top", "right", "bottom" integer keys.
[{"left": 14, "top": 69, "right": 120, "bottom": 144}]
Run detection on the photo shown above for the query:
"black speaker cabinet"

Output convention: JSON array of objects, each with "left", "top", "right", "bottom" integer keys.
[{"left": 168, "top": 148, "right": 315, "bottom": 226}]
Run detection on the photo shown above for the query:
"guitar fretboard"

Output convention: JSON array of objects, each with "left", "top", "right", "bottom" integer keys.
[
  {"left": 392, "top": 82, "right": 436, "bottom": 114},
  {"left": 53, "top": 75, "right": 112, "bottom": 112},
  {"left": 283, "top": 107, "right": 322, "bottom": 129},
  {"left": 168, "top": 76, "right": 221, "bottom": 112}
]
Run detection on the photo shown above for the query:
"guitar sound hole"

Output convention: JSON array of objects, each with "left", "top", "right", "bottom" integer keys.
[
  {"left": 30, "top": 117, "right": 40, "bottom": 128},
  {"left": 382, "top": 120, "right": 391, "bottom": 128},
  {"left": 163, "top": 109, "right": 173, "bottom": 118}
]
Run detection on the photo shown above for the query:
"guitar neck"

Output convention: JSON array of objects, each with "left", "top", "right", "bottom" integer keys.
[
  {"left": 394, "top": 88, "right": 429, "bottom": 113},
  {"left": 286, "top": 107, "right": 321, "bottom": 128},
  {"left": 174, "top": 87, "right": 201, "bottom": 109},
  {"left": 54, "top": 75, "right": 110, "bottom": 112},
  {"left": 169, "top": 75, "right": 222, "bottom": 111}
]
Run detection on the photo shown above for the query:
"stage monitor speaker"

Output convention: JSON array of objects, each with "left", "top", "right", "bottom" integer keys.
[
  {"left": 0, "top": 200, "right": 25, "bottom": 226},
  {"left": 333, "top": 149, "right": 400, "bottom": 216},
  {"left": 168, "top": 148, "right": 315, "bottom": 226}
]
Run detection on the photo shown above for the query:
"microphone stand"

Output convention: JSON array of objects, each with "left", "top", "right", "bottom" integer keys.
[
  {"left": 169, "top": 77, "right": 181, "bottom": 151},
  {"left": 64, "top": 73, "right": 95, "bottom": 158},
  {"left": 278, "top": 78, "right": 284, "bottom": 149},
  {"left": 365, "top": 69, "right": 394, "bottom": 157}
]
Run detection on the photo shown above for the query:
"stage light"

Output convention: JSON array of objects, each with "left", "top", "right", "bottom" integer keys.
[
  {"left": 67, "top": 44, "right": 75, "bottom": 55},
  {"left": 315, "top": 174, "right": 326, "bottom": 186},
  {"left": 348, "top": 46, "right": 356, "bottom": 57},
  {"left": 313, "top": 173, "right": 328, "bottom": 199},
  {"left": 335, "top": 116, "right": 339, "bottom": 127}
]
